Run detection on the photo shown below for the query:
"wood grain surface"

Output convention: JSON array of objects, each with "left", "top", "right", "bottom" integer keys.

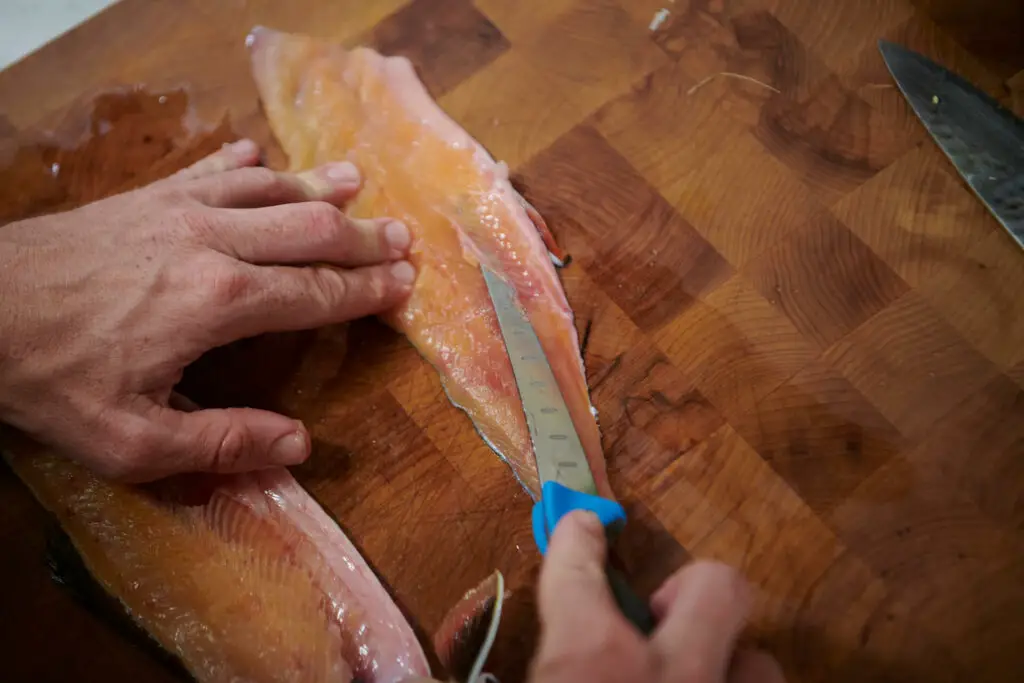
[{"left": 1, "top": 1, "right": 1023, "bottom": 681}]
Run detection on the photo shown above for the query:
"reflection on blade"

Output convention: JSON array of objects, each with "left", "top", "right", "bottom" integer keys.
[
  {"left": 879, "top": 40, "right": 1024, "bottom": 249},
  {"left": 482, "top": 265, "right": 598, "bottom": 497}
]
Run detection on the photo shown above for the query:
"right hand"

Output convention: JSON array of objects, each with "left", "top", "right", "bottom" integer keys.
[
  {"left": 0, "top": 139, "right": 415, "bottom": 482},
  {"left": 528, "top": 511, "right": 787, "bottom": 683}
]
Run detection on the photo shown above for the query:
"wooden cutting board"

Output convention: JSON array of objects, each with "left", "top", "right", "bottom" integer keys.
[{"left": 1, "top": 0, "right": 1022, "bottom": 681}]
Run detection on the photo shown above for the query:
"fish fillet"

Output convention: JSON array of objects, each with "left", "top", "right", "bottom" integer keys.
[
  {"left": 3, "top": 434, "right": 430, "bottom": 683},
  {"left": 248, "top": 27, "right": 609, "bottom": 499}
]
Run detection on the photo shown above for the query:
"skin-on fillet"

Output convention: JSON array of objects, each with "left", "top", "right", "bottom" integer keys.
[
  {"left": 248, "top": 27, "right": 610, "bottom": 500},
  {"left": 3, "top": 433, "right": 430, "bottom": 683}
]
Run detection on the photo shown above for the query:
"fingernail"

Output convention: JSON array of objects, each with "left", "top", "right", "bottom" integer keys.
[
  {"left": 325, "top": 161, "right": 359, "bottom": 185},
  {"left": 229, "top": 138, "right": 258, "bottom": 156},
  {"left": 269, "top": 430, "right": 309, "bottom": 465},
  {"left": 384, "top": 221, "right": 411, "bottom": 255},
  {"left": 390, "top": 260, "right": 416, "bottom": 287}
]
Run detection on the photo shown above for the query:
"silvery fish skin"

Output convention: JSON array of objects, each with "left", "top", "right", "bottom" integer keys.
[
  {"left": 433, "top": 572, "right": 506, "bottom": 683},
  {"left": 247, "top": 27, "right": 611, "bottom": 501}
]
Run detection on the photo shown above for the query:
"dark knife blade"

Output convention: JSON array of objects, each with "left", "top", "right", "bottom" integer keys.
[{"left": 879, "top": 40, "right": 1024, "bottom": 249}]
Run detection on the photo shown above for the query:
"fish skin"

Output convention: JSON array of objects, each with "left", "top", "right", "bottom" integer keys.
[
  {"left": 3, "top": 432, "right": 430, "bottom": 683},
  {"left": 432, "top": 571, "right": 505, "bottom": 683},
  {"left": 247, "top": 27, "right": 610, "bottom": 500}
]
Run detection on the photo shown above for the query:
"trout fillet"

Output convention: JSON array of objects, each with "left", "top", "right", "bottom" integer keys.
[
  {"left": 3, "top": 434, "right": 430, "bottom": 683},
  {"left": 248, "top": 27, "right": 609, "bottom": 499}
]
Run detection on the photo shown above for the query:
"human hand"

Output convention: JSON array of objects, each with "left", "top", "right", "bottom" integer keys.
[
  {"left": 0, "top": 140, "right": 415, "bottom": 482},
  {"left": 529, "top": 511, "right": 787, "bottom": 683}
]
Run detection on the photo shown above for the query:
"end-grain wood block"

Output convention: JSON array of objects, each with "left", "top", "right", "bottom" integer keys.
[{"left": 1, "top": 0, "right": 1022, "bottom": 681}]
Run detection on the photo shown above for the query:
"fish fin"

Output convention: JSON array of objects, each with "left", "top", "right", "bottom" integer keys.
[
  {"left": 433, "top": 571, "right": 506, "bottom": 683},
  {"left": 515, "top": 194, "right": 570, "bottom": 268},
  {"left": 44, "top": 520, "right": 194, "bottom": 682}
]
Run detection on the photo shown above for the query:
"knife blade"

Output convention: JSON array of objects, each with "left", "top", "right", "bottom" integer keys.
[
  {"left": 481, "top": 264, "right": 656, "bottom": 634},
  {"left": 878, "top": 40, "right": 1024, "bottom": 250}
]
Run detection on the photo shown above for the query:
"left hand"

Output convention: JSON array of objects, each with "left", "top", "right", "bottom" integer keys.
[{"left": 0, "top": 139, "right": 415, "bottom": 482}]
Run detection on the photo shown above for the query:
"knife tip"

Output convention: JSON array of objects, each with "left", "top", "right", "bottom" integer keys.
[{"left": 877, "top": 38, "right": 899, "bottom": 56}]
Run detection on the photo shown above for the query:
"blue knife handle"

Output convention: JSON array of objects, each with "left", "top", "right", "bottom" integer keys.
[
  {"left": 532, "top": 481, "right": 626, "bottom": 553},
  {"left": 532, "top": 481, "right": 656, "bottom": 634}
]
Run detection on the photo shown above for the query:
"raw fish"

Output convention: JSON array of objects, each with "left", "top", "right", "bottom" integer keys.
[
  {"left": 433, "top": 571, "right": 506, "bottom": 683},
  {"left": 248, "top": 27, "right": 610, "bottom": 499},
  {"left": 2, "top": 432, "right": 430, "bottom": 683}
]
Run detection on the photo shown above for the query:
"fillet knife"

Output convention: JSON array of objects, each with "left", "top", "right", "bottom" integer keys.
[
  {"left": 481, "top": 264, "right": 655, "bottom": 634},
  {"left": 879, "top": 40, "right": 1024, "bottom": 250}
]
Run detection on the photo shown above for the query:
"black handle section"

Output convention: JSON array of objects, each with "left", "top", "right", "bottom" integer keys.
[
  {"left": 600, "top": 518, "right": 655, "bottom": 635},
  {"left": 605, "top": 563, "right": 656, "bottom": 635}
]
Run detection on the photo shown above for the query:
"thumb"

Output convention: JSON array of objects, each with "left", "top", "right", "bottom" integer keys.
[
  {"left": 158, "top": 402, "right": 310, "bottom": 474},
  {"left": 537, "top": 510, "right": 619, "bottom": 639}
]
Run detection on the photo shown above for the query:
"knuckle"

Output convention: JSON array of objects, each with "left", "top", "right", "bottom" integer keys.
[
  {"left": 155, "top": 185, "right": 192, "bottom": 207},
  {"left": 240, "top": 166, "right": 280, "bottom": 193},
  {"left": 308, "top": 268, "right": 349, "bottom": 313},
  {"left": 304, "top": 200, "right": 344, "bottom": 227},
  {"left": 251, "top": 166, "right": 280, "bottom": 186},
  {"left": 360, "top": 270, "right": 387, "bottom": 305},
  {"left": 199, "top": 263, "right": 253, "bottom": 308},
  {"left": 195, "top": 419, "right": 252, "bottom": 471},
  {"left": 176, "top": 205, "right": 220, "bottom": 242},
  {"left": 303, "top": 201, "right": 345, "bottom": 236}
]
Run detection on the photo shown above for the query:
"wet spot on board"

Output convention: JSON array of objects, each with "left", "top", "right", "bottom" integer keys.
[{"left": 0, "top": 85, "right": 234, "bottom": 225}]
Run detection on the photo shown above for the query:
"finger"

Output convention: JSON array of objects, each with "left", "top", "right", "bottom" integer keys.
[
  {"left": 159, "top": 404, "right": 310, "bottom": 475},
  {"left": 214, "top": 202, "right": 411, "bottom": 266},
  {"left": 532, "top": 512, "right": 652, "bottom": 680},
  {"left": 729, "top": 650, "right": 787, "bottom": 683},
  {"left": 650, "top": 570, "right": 683, "bottom": 620},
  {"left": 87, "top": 400, "right": 309, "bottom": 482},
  {"left": 169, "top": 391, "right": 200, "bottom": 412},
  {"left": 168, "top": 139, "right": 262, "bottom": 182},
  {"left": 186, "top": 162, "right": 361, "bottom": 209},
  {"left": 221, "top": 260, "right": 417, "bottom": 339},
  {"left": 537, "top": 511, "right": 619, "bottom": 640},
  {"left": 651, "top": 561, "right": 752, "bottom": 681}
]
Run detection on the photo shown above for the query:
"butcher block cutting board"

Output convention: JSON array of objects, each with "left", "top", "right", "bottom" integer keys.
[{"left": 2, "top": 0, "right": 1023, "bottom": 681}]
